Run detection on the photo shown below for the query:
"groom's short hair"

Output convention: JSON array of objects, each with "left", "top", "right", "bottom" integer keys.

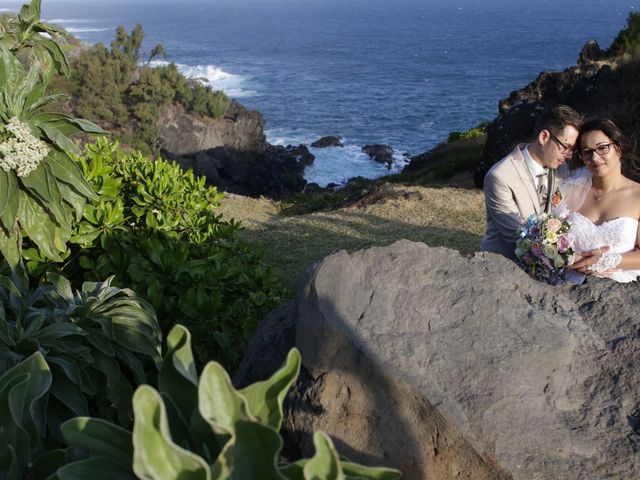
[{"left": 533, "top": 104, "right": 583, "bottom": 136}]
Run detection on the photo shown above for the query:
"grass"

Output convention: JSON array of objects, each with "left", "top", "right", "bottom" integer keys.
[{"left": 218, "top": 184, "right": 486, "bottom": 289}]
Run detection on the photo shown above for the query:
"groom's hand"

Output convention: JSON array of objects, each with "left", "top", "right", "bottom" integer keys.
[{"left": 569, "top": 246, "right": 611, "bottom": 274}]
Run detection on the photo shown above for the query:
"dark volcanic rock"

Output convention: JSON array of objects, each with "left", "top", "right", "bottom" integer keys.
[
  {"left": 238, "top": 240, "right": 640, "bottom": 479},
  {"left": 172, "top": 144, "right": 314, "bottom": 199},
  {"left": 311, "top": 136, "right": 343, "bottom": 148},
  {"left": 474, "top": 52, "right": 618, "bottom": 187},
  {"left": 362, "top": 144, "right": 394, "bottom": 167},
  {"left": 578, "top": 40, "right": 606, "bottom": 65}
]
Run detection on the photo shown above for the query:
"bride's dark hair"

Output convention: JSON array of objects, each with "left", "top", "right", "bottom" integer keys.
[{"left": 572, "top": 118, "right": 640, "bottom": 178}]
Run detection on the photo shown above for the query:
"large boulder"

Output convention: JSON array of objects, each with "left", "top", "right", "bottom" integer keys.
[
  {"left": 158, "top": 100, "right": 267, "bottom": 155},
  {"left": 238, "top": 240, "right": 639, "bottom": 479},
  {"left": 311, "top": 136, "right": 344, "bottom": 148},
  {"left": 362, "top": 144, "right": 394, "bottom": 167}
]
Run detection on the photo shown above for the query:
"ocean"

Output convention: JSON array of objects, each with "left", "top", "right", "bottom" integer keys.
[{"left": 2, "top": 0, "right": 637, "bottom": 185}]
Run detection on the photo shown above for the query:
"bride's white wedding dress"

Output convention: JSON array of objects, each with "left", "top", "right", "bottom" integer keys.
[{"left": 556, "top": 168, "right": 640, "bottom": 283}]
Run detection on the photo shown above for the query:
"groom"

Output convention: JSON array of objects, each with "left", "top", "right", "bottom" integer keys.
[{"left": 480, "top": 105, "right": 582, "bottom": 259}]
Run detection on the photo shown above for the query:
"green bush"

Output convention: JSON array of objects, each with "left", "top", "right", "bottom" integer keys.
[
  {"left": 609, "top": 12, "right": 640, "bottom": 57},
  {"left": 56, "top": 325, "right": 402, "bottom": 480},
  {"left": 0, "top": 268, "right": 162, "bottom": 440},
  {"left": 68, "top": 24, "right": 229, "bottom": 153},
  {"left": 23, "top": 139, "right": 286, "bottom": 368},
  {"left": 447, "top": 125, "right": 487, "bottom": 143}
]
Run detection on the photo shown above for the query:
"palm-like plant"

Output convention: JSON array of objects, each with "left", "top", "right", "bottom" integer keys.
[{"left": 0, "top": 0, "right": 107, "bottom": 270}]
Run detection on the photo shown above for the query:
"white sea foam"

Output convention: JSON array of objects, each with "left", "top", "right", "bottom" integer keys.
[
  {"left": 149, "top": 60, "right": 255, "bottom": 98},
  {"left": 266, "top": 128, "right": 409, "bottom": 187},
  {"left": 45, "top": 18, "right": 97, "bottom": 24},
  {"left": 65, "top": 27, "right": 110, "bottom": 33}
]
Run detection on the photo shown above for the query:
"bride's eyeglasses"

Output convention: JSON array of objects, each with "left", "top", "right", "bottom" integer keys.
[
  {"left": 548, "top": 132, "right": 575, "bottom": 155},
  {"left": 579, "top": 143, "right": 614, "bottom": 160}
]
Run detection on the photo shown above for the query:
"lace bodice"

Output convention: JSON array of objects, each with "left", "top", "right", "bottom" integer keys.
[{"left": 567, "top": 211, "right": 640, "bottom": 283}]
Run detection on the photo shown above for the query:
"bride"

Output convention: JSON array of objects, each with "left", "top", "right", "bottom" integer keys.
[{"left": 556, "top": 118, "right": 640, "bottom": 282}]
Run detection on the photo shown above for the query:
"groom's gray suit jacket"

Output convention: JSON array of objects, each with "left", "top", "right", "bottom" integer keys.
[{"left": 480, "top": 144, "right": 567, "bottom": 259}]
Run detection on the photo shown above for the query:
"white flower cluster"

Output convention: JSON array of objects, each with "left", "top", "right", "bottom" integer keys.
[{"left": 0, "top": 117, "right": 49, "bottom": 177}]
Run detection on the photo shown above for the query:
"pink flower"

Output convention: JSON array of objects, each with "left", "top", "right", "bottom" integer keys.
[
  {"left": 557, "top": 235, "right": 571, "bottom": 253},
  {"left": 546, "top": 218, "right": 562, "bottom": 232}
]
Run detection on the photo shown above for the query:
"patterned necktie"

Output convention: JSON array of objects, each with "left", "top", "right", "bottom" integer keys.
[{"left": 537, "top": 171, "right": 548, "bottom": 210}]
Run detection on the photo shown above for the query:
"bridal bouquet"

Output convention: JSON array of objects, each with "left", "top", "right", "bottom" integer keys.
[{"left": 515, "top": 213, "right": 574, "bottom": 285}]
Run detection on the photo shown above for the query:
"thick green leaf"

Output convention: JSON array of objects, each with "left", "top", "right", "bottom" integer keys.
[
  {"left": 0, "top": 352, "right": 51, "bottom": 475},
  {"left": 0, "top": 226, "right": 20, "bottom": 270},
  {"left": 31, "top": 323, "right": 86, "bottom": 344},
  {"left": 49, "top": 368, "right": 89, "bottom": 417},
  {"left": 20, "top": 163, "right": 70, "bottom": 230},
  {"left": 222, "top": 420, "right": 285, "bottom": 480},
  {"left": 159, "top": 325, "right": 198, "bottom": 414},
  {"left": 198, "top": 362, "right": 252, "bottom": 434},
  {"left": 304, "top": 433, "right": 344, "bottom": 480},
  {"left": 0, "top": 169, "right": 20, "bottom": 231},
  {"left": 61, "top": 417, "right": 132, "bottom": 468},
  {"left": 45, "top": 272, "right": 74, "bottom": 304},
  {"left": 341, "top": 462, "right": 402, "bottom": 480},
  {"left": 0, "top": 46, "right": 25, "bottom": 99},
  {"left": 132, "top": 385, "right": 210, "bottom": 480},
  {"left": 31, "top": 112, "right": 108, "bottom": 136},
  {"left": 17, "top": 190, "right": 63, "bottom": 261},
  {"left": 36, "top": 37, "right": 70, "bottom": 77},
  {"left": 240, "top": 348, "right": 301, "bottom": 430},
  {"left": 29, "top": 448, "right": 68, "bottom": 480},
  {"left": 45, "top": 151, "right": 97, "bottom": 201},
  {"left": 18, "top": 0, "right": 41, "bottom": 26},
  {"left": 57, "top": 457, "right": 134, "bottom": 480},
  {"left": 39, "top": 123, "right": 80, "bottom": 157}
]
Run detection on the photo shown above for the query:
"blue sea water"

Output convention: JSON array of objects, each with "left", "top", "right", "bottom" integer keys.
[{"left": 2, "top": 0, "right": 637, "bottom": 185}]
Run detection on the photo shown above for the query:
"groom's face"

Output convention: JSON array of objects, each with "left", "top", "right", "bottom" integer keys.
[{"left": 539, "top": 126, "right": 579, "bottom": 169}]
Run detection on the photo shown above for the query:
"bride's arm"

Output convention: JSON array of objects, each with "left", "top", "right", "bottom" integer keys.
[{"left": 570, "top": 224, "right": 640, "bottom": 273}]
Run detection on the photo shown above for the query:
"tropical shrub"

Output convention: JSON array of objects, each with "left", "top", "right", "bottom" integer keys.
[
  {"left": 21, "top": 138, "right": 286, "bottom": 368},
  {"left": 0, "top": 268, "right": 162, "bottom": 440},
  {"left": 69, "top": 24, "right": 229, "bottom": 153},
  {"left": 447, "top": 125, "right": 487, "bottom": 143},
  {"left": 0, "top": 0, "right": 106, "bottom": 270},
  {"left": 56, "top": 324, "right": 402, "bottom": 479}
]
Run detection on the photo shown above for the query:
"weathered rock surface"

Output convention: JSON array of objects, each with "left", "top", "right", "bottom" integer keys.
[
  {"left": 158, "top": 100, "right": 267, "bottom": 155},
  {"left": 311, "top": 136, "right": 344, "bottom": 148},
  {"left": 362, "top": 144, "right": 394, "bottom": 167},
  {"left": 238, "top": 240, "right": 640, "bottom": 479},
  {"left": 172, "top": 144, "right": 314, "bottom": 199}
]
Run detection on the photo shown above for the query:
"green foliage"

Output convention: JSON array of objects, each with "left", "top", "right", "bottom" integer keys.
[
  {"left": 0, "top": 0, "right": 106, "bottom": 269},
  {"left": 0, "top": 352, "right": 51, "bottom": 480},
  {"left": 22, "top": 139, "right": 286, "bottom": 368},
  {"left": 447, "top": 125, "right": 487, "bottom": 143},
  {"left": 57, "top": 325, "right": 402, "bottom": 480},
  {"left": 609, "top": 12, "right": 640, "bottom": 57},
  {"left": 68, "top": 24, "right": 229, "bottom": 153},
  {"left": 0, "top": 0, "right": 70, "bottom": 79},
  {"left": 0, "top": 268, "right": 162, "bottom": 440}
]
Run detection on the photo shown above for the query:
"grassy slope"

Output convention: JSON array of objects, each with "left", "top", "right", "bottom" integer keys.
[
  {"left": 217, "top": 136, "right": 487, "bottom": 288},
  {"left": 218, "top": 184, "right": 486, "bottom": 288}
]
